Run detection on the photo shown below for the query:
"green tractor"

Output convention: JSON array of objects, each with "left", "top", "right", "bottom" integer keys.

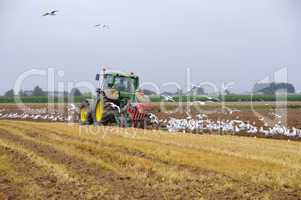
[{"left": 79, "top": 69, "right": 158, "bottom": 128}]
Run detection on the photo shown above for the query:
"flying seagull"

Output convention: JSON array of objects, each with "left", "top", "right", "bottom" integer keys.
[
  {"left": 42, "top": 10, "right": 59, "bottom": 16},
  {"left": 94, "top": 24, "right": 110, "bottom": 29},
  {"left": 51, "top": 10, "right": 59, "bottom": 15}
]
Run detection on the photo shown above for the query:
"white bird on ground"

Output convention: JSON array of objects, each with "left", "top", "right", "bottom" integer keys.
[
  {"left": 270, "top": 112, "right": 282, "bottom": 119},
  {"left": 148, "top": 113, "right": 159, "bottom": 124},
  {"left": 162, "top": 95, "right": 175, "bottom": 102},
  {"left": 21, "top": 114, "right": 29, "bottom": 119},
  {"left": 33, "top": 115, "right": 41, "bottom": 120},
  {"left": 68, "top": 104, "right": 76, "bottom": 111},
  {"left": 224, "top": 107, "right": 240, "bottom": 115},
  {"left": 185, "top": 112, "right": 192, "bottom": 120},
  {"left": 190, "top": 101, "right": 205, "bottom": 106},
  {"left": 41, "top": 115, "right": 48, "bottom": 120},
  {"left": 196, "top": 113, "right": 208, "bottom": 119}
]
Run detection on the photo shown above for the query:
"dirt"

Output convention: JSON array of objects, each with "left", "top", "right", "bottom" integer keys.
[{"left": 2, "top": 103, "right": 301, "bottom": 129}]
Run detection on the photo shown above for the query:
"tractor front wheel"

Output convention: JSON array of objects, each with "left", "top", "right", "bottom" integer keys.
[
  {"left": 94, "top": 99, "right": 104, "bottom": 124},
  {"left": 79, "top": 100, "right": 93, "bottom": 125}
]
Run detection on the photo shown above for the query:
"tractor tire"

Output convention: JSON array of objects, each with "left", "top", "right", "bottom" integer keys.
[
  {"left": 94, "top": 98, "right": 120, "bottom": 125},
  {"left": 79, "top": 100, "right": 93, "bottom": 125},
  {"left": 101, "top": 102, "right": 120, "bottom": 125},
  {"left": 94, "top": 98, "right": 105, "bottom": 124}
]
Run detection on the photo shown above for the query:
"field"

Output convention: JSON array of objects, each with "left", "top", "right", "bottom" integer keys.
[
  {"left": 2, "top": 95, "right": 301, "bottom": 104},
  {"left": 0, "top": 120, "right": 301, "bottom": 199},
  {"left": 1, "top": 102, "right": 301, "bottom": 199},
  {"left": 2, "top": 102, "right": 301, "bottom": 130}
]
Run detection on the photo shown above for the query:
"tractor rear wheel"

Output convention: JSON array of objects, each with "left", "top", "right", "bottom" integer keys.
[{"left": 94, "top": 99, "right": 120, "bottom": 125}]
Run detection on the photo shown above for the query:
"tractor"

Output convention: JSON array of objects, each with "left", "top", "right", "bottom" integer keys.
[{"left": 79, "top": 69, "right": 158, "bottom": 128}]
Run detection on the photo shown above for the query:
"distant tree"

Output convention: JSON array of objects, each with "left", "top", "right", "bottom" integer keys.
[
  {"left": 254, "top": 82, "right": 295, "bottom": 95},
  {"left": 32, "top": 86, "right": 46, "bottom": 96},
  {"left": 176, "top": 89, "right": 183, "bottom": 96},
  {"left": 4, "top": 89, "right": 15, "bottom": 97},
  {"left": 224, "top": 89, "right": 231, "bottom": 95},
  {"left": 18, "top": 90, "right": 28, "bottom": 97},
  {"left": 141, "top": 89, "right": 157, "bottom": 96},
  {"left": 70, "top": 88, "right": 82, "bottom": 97},
  {"left": 188, "top": 86, "right": 205, "bottom": 96},
  {"left": 161, "top": 91, "right": 176, "bottom": 96}
]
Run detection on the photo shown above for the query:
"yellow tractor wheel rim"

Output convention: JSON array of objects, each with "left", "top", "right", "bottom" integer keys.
[
  {"left": 95, "top": 100, "right": 104, "bottom": 122},
  {"left": 80, "top": 108, "right": 88, "bottom": 123}
]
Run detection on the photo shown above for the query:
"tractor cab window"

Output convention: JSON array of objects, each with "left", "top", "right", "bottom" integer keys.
[
  {"left": 114, "top": 76, "right": 135, "bottom": 92},
  {"left": 103, "top": 74, "right": 114, "bottom": 89}
]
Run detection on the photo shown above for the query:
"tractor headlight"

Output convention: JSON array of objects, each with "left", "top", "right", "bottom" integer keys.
[{"left": 104, "top": 89, "right": 119, "bottom": 100}]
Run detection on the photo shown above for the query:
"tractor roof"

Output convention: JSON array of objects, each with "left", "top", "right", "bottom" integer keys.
[{"left": 105, "top": 71, "right": 139, "bottom": 79}]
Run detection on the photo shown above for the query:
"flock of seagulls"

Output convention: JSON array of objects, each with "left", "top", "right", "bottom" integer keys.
[
  {"left": 42, "top": 9, "right": 110, "bottom": 30},
  {"left": 161, "top": 95, "right": 220, "bottom": 103},
  {"left": 1, "top": 103, "right": 300, "bottom": 139},
  {"left": 0, "top": 104, "right": 78, "bottom": 122},
  {"left": 0, "top": 112, "right": 66, "bottom": 122},
  {"left": 165, "top": 114, "right": 301, "bottom": 138}
]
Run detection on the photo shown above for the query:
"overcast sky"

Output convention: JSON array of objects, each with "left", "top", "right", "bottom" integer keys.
[{"left": 0, "top": 0, "right": 300, "bottom": 94}]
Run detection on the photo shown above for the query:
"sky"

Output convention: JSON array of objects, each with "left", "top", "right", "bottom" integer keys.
[{"left": 0, "top": 0, "right": 300, "bottom": 94}]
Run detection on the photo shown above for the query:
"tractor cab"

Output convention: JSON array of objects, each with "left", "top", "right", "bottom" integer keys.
[
  {"left": 103, "top": 73, "right": 137, "bottom": 92},
  {"left": 96, "top": 71, "right": 140, "bottom": 106}
]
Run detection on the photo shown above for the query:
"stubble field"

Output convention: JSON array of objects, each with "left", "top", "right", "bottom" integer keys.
[{"left": 0, "top": 120, "right": 300, "bottom": 199}]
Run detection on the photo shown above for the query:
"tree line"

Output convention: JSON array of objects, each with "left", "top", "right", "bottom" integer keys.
[
  {"left": 253, "top": 82, "right": 296, "bottom": 95},
  {"left": 2, "top": 86, "right": 89, "bottom": 97}
]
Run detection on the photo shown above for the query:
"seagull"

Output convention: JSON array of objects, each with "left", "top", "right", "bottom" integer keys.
[
  {"left": 50, "top": 10, "right": 59, "bottom": 15},
  {"left": 259, "top": 117, "right": 265, "bottom": 121},
  {"left": 108, "top": 102, "right": 121, "bottom": 113},
  {"left": 162, "top": 95, "right": 175, "bottom": 102},
  {"left": 42, "top": 10, "right": 58, "bottom": 16},
  {"left": 185, "top": 111, "right": 192, "bottom": 120},
  {"left": 190, "top": 101, "right": 205, "bottom": 106},
  {"left": 68, "top": 104, "right": 76, "bottom": 111},
  {"left": 197, "top": 95, "right": 221, "bottom": 102},
  {"left": 224, "top": 107, "right": 240, "bottom": 115},
  {"left": 270, "top": 112, "right": 282, "bottom": 119},
  {"left": 95, "top": 24, "right": 110, "bottom": 29},
  {"left": 148, "top": 113, "right": 159, "bottom": 124}
]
